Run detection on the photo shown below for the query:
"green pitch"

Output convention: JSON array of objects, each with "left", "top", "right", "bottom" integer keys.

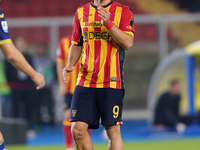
[{"left": 6, "top": 139, "right": 200, "bottom": 150}]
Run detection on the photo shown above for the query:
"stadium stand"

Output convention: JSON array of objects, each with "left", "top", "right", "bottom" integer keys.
[
  {"left": 1, "top": 0, "right": 142, "bottom": 17},
  {"left": 2, "top": 0, "right": 160, "bottom": 43},
  {"left": 166, "top": 0, "right": 200, "bottom": 12},
  {"left": 131, "top": 0, "right": 200, "bottom": 47},
  {"left": 2, "top": 0, "right": 200, "bottom": 45}
]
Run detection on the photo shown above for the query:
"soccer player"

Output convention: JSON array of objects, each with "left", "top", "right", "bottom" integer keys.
[
  {"left": 0, "top": 8, "right": 45, "bottom": 150},
  {"left": 57, "top": 36, "right": 80, "bottom": 150},
  {"left": 63, "top": 0, "right": 135, "bottom": 150}
]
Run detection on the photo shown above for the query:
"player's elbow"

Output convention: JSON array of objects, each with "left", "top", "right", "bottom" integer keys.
[
  {"left": 5, "top": 52, "right": 18, "bottom": 63},
  {"left": 125, "top": 40, "right": 134, "bottom": 50},
  {"left": 1, "top": 43, "right": 19, "bottom": 63}
]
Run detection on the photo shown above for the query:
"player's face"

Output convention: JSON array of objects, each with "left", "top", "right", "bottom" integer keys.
[
  {"left": 14, "top": 37, "right": 28, "bottom": 53},
  {"left": 94, "top": 0, "right": 110, "bottom": 4},
  {"left": 171, "top": 82, "right": 181, "bottom": 95}
]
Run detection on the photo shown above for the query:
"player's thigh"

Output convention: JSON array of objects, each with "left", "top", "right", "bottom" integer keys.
[
  {"left": 96, "top": 88, "right": 124, "bottom": 126},
  {"left": 70, "top": 86, "right": 100, "bottom": 129},
  {"left": 71, "top": 121, "right": 89, "bottom": 135}
]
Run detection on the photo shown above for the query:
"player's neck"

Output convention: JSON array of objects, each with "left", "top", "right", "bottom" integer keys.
[{"left": 93, "top": 0, "right": 111, "bottom": 6}]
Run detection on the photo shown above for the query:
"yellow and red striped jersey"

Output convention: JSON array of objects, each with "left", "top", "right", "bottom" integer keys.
[
  {"left": 72, "top": 0, "right": 135, "bottom": 89},
  {"left": 57, "top": 36, "right": 80, "bottom": 94}
]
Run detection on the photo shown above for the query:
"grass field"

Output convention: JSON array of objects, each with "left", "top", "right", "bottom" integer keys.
[{"left": 7, "top": 139, "right": 200, "bottom": 150}]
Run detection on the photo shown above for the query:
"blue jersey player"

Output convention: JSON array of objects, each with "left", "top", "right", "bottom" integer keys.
[{"left": 0, "top": 8, "right": 45, "bottom": 150}]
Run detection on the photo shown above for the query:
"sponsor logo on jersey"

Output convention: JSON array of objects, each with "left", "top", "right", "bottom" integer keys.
[
  {"left": 84, "top": 31, "right": 112, "bottom": 40},
  {"left": 85, "top": 14, "right": 92, "bottom": 17},
  {"left": 110, "top": 77, "right": 117, "bottom": 81},
  {"left": 0, "top": 13, "right": 4, "bottom": 18},
  {"left": 85, "top": 22, "right": 102, "bottom": 27},
  {"left": 1, "top": 21, "right": 8, "bottom": 33}
]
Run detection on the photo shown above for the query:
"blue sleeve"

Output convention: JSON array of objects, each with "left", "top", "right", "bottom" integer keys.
[{"left": 0, "top": 9, "right": 12, "bottom": 45}]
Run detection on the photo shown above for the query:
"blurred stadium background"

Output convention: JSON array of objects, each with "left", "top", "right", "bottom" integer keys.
[{"left": 0, "top": 0, "right": 200, "bottom": 149}]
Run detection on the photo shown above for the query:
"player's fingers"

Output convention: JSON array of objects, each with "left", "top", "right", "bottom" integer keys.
[
  {"left": 101, "top": 7, "right": 110, "bottom": 13},
  {"left": 98, "top": 10, "right": 105, "bottom": 18},
  {"left": 63, "top": 77, "right": 68, "bottom": 83},
  {"left": 98, "top": 14, "right": 107, "bottom": 21},
  {"left": 36, "top": 80, "right": 44, "bottom": 90},
  {"left": 62, "top": 68, "right": 68, "bottom": 83},
  {"left": 97, "top": 6, "right": 103, "bottom": 11},
  {"left": 36, "top": 83, "right": 42, "bottom": 90},
  {"left": 98, "top": 12, "right": 105, "bottom": 18},
  {"left": 98, "top": 9, "right": 110, "bottom": 24},
  {"left": 36, "top": 85, "right": 40, "bottom": 90},
  {"left": 62, "top": 68, "right": 66, "bottom": 77},
  {"left": 67, "top": 67, "right": 73, "bottom": 72},
  {"left": 98, "top": 6, "right": 111, "bottom": 16}
]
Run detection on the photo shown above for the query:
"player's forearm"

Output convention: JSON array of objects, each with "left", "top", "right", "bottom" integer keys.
[
  {"left": 108, "top": 24, "right": 134, "bottom": 50},
  {"left": 1, "top": 43, "right": 37, "bottom": 78},
  {"left": 67, "top": 44, "right": 82, "bottom": 67},
  {"left": 57, "top": 62, "right": 65, "bottom": 85}
]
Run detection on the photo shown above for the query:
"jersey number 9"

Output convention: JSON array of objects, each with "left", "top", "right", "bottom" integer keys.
[{"left": 113, "top": 105, "right": 119, "bottom": 119}]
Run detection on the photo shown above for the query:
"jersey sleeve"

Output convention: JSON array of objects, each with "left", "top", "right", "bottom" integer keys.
[
  {"left": 56, "top": 39, "right": 65, "bottom": 63},
  {"left": 119, "top": 6, "right": 135, "bottom": 37},
  {"left": 0, "top": 10, "right": 12, "bottom": 45},
  {"left": 71, "top": 10, "right": 83, "bottom": 46}
]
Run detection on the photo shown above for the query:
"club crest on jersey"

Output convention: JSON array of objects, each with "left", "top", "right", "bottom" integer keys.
[
  {"left": 72, "top": 110, "right": 77, "bottom": 117},
  {"left": 85, "top": 22, "right": 102, "bottom": 27},
  {"left": 1, "top": 21, "right": 8, "bottom": 33}
]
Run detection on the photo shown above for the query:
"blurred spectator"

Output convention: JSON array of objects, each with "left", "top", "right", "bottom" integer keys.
[
  {"left": 0, "top": 62, "right": 11, "bottom": 117},
  {"left": 32, "top": 43, "right": 56, "bottom": 127},
  {"left": 4, "top": 36, "right": 35, "bottom": 124},
  {"left": 153, "top": 79, "right": 193, "bottom": 133}
]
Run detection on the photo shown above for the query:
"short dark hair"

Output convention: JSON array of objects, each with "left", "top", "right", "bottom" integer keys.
[{"left": 170, "top": 79, "right": 179, "bottom": 86}]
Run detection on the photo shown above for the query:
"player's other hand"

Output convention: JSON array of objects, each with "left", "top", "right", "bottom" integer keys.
[
  {"left": 31, "top": 72, "right": 45, "bottom": 90},
  {"left": 63, "top": 66, "right": 74, "bottom": 83},
  {"left": 59, "top": 84, "right": 67, "bottom": 96},
  {"left": 98, "top": 6, "right": 111, "bottom": 26}
]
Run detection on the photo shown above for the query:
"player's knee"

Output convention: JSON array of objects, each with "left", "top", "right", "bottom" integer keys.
[
  {"left": 105, "top": 125, "right": 121, "bottom": 141},
  {"left": 71, "top": 122, "right": 88, "bottom": 141},
  {"left": 0, "top": 132, "right": 4, "bottom": 143}
]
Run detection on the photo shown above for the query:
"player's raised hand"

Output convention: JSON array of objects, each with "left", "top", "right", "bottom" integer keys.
[
  {"left": 62, "top": 66, "right": 74, "bottom": 83},
  {"left": 31, "top": 72, "right": 45, "bottom": 90},
  {"left": 97, "top": 6, "right": 111, "bottom": 25}
]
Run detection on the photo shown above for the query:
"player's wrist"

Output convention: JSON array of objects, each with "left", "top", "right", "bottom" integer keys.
[
  {"left": 105, "top": 21, "right": 113, "bottom": 30},
  {"left": 30, "top": 70, "right": 37, "bottom": 79}
]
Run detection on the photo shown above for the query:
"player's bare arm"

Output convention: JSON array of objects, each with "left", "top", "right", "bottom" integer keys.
[
  {"left": 62, "top": 44, "right": 82, "bottom": 83},
  {"left": 57, "top": 61, "right": 67, "bottom": 96},
  {"left": 98, "top": 6, "right": 134, "bottom": 50},
  {"left": 1, "top": 42, "right": 45, "bottom": 90}
]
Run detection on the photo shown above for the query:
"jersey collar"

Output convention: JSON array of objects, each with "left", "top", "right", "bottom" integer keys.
[{"left": 91, "top": 0, "right": 113, "bottom": 9}]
